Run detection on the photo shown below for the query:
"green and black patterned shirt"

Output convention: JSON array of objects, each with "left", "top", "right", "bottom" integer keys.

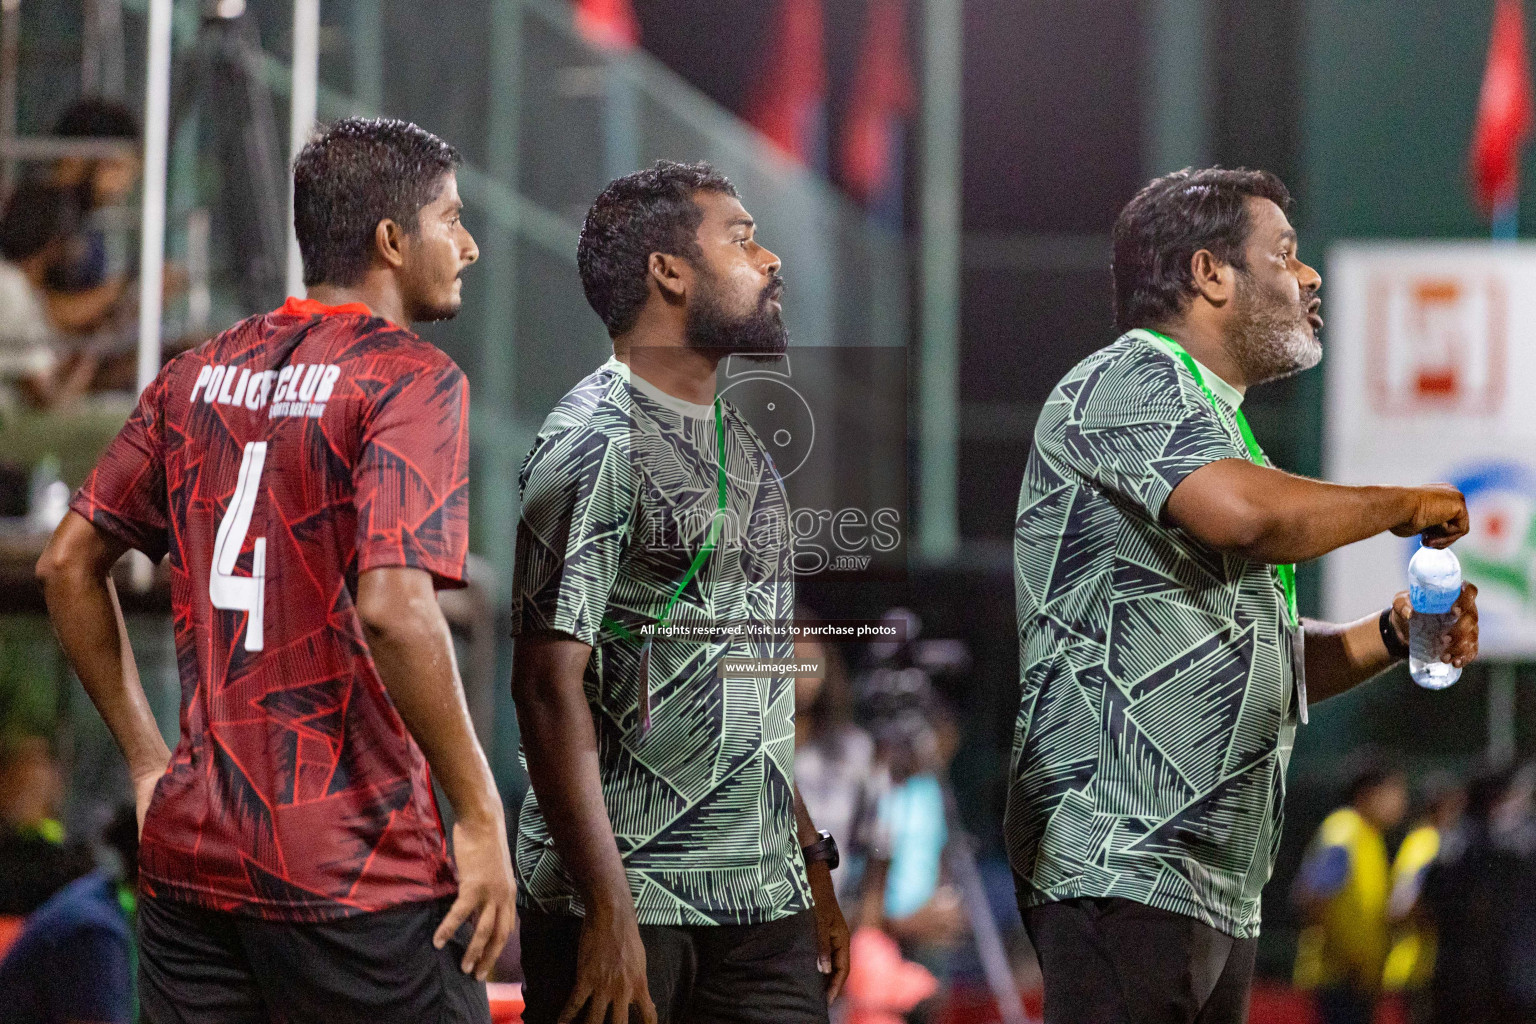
[
  {"left": 512, "top": 357, "right": 810, "bottom": 926},
  {"left": 1005, "top": 329, "right": 1302, "bottom": 939}
]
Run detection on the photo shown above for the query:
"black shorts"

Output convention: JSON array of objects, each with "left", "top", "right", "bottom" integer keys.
[
  {"left": 519, "top": 907, "right": 830, "bottom": 1024},
  {"left": 1019, "top": 896, "right": 1258, "bottom": 1024},
  {"left": 138, "top": 893, "right": 491, "bottom": 1024}
]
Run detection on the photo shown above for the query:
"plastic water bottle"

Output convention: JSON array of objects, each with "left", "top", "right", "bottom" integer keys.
[{"left": 1407, "top": 544, "right": 1462, "bottom": 690}]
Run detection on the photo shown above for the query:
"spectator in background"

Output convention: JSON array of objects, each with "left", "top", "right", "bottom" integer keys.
[
  {"left": 792, "top": 614, "right": 890, "bottom": 923},
  {"left": 0, "top": 190, "right": 98, "bottom": 411},
  {"left": 0, "top": 804, "right": 139, "bottom": 1024},
  {"left": 1382, "top": 773, "right": 1466, "bottom": 1024},
  {"left": 1291, "top": 757, "right": 1410, "bottom": 1024},
  {"left": 871, "top": 699, "right": 964, "bottom": 958},
  {"left": 0, "top": 735, "right": 92, "bottom": 915},
  {"left": 0, "top": 99, "right": 142, "bottom": 339},
  {"left": 1422, "top": 763, "right": 1536, "bottom": 1024}
]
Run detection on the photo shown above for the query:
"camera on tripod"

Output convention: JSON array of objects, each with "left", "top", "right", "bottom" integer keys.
[{"left": 856, "top": 607, "right": 971, "bottom": 780}]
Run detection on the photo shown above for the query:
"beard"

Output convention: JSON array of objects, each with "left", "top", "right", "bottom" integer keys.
[
  {"left": 409, "top": 282, "right": 462, "bottom": 324},
  {"left": 412, "top": 301, "right": 460, "bottom": 324},
  {"left": 684, "top": 268, "right": 790, "bottom": 361},
  {"left": 1224, "top": 271, "right": 1322, "bottom": 386}
]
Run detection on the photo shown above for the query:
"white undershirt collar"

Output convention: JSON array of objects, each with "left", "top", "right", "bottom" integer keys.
[{"left": 603, "top": 355, "right": 716, "bottom": 419}]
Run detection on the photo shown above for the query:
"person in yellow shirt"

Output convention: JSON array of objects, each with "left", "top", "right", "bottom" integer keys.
[
  {"left": 1383, "top": 775, "right": 1465, "bottom": 1024},
  {"left": 1293, "top": 759, "right": 1410, "bottom": 1024}
]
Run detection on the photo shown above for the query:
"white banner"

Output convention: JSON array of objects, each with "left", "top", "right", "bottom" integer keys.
[{"left": 1324, "top": 242, "right": 1536, "bottom": 658}]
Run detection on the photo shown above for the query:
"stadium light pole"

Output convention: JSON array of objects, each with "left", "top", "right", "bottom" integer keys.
[
  {"left": 1143, "top": 0, "right": 1211, "bottom": 175},
  {"left": 349, "top": 0, "right": 383, "bottom": 116},
  {"left": 286, "top": 0, "right": 321, "bottom": 298},
  {"left": 918, "top": 0, "right": 962, "bottom": 563},
  {"left": 129, "top": 0, "right": 174, "bottom": 591},
  {"left": 135, "top": 0, "right": 173, "bottom": 397}
]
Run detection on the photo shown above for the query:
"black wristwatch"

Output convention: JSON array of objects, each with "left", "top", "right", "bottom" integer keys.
[
  {"left": 802, "top": 830, "right": 840, "bottom": 871},
  {"left": 1380, "top": 608, "right": 1410, "bottom": 660}
]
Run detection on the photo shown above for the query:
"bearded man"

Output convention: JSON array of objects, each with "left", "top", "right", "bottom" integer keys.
[
  {"left": 1004, "top": 167, "right": 1481, "bottom": 1024},
  {"left": 510, "top": 162, "right": 848, "bottom": 1024}
]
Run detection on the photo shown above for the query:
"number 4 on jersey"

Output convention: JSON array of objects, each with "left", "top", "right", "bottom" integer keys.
[{"left": 211, "top": 442, "right": 268, "bottom": 651}]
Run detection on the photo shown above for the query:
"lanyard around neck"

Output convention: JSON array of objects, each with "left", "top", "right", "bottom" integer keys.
[
  {"left": 603, "top": 397, "right": 728, "bottom": 641},
  {"left": 1144, "top": 330, "right": 1299, "bottom": 628}
]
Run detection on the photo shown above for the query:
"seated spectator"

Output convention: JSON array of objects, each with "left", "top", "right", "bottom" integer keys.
[
  {"left": 0, "top": 191, "right": 96, "bottom": 412},
  {"left": 0, "top": 805, "right": 138, "bottom": 1024},
  {"left": 0, "top": 735, "right": 93, "bottom": 915},
  {"left": 0, "top": 99, "right": 141, "bottom": 339}
]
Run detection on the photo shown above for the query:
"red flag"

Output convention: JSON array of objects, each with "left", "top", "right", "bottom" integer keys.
[
  {"left": 1471, "top": 0, "right": 1534, "bottom": 214},
  {"left": 746, "top": 0, "right": 827, "bottom": 164},
  {"left": 575, "top": 0, "right": 639, "bottom": 50},
  {"left": 840, "top": 0, "right": 916, "bottom": 204}
]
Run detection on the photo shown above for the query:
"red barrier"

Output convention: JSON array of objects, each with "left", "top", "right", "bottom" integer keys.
[{"left": 488, "top": 982, "right": 524, "bottom": 1024}]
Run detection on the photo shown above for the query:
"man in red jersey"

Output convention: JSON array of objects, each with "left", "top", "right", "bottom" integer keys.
[{"left": 35, "top": 118, "right": 514, "bottom": 1024}]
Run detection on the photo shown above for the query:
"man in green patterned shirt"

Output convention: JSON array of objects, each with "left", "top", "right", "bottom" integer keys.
[
  {"left": 511, "top": 162, "right": 847, "bottom": 1024},
  {"left": 1007, "top": 167, "right": 1482, "bottom": 1024}
]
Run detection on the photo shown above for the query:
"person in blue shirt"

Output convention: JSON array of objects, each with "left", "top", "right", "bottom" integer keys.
[{"left": 0, "top": 805, "right": 137, "bottom": 1024}]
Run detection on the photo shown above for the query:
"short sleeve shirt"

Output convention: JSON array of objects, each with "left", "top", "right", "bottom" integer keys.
[
  {"left": 1004, "top": 329, "right": 1301, "bottom": 939},
  {"left": 512, "top": 357, "right": 810, "bottom": 926},
  {"left": 71, "top": 297, "right": 469, "bottom": 921}
]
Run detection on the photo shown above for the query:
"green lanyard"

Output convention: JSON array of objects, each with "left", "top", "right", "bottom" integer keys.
[
  {"left": 601, "top": 397, "right": 727, "bottom": 736},
  {"left": 1145, "top": 331, "right": 1299, "bottom": 628}
]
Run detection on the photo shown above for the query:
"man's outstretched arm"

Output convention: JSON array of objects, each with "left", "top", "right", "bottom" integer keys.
[
  {"left": 356, "top": 566, "right": 515, "bottom": 981},
  {"left": 511, "top": 632, "right": 657, "bottom": 1024},
  {"left": 1165, "top": 460, "right": 1468, "bottom": 564},
  {"left": 1303, "top": 585, "right": 1479, "bottom": 704},
  {"left": 37, "top": 512, "right": 171, "bottom": 831}
]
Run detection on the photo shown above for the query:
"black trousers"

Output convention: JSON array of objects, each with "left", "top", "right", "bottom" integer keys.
[
  {"left": 1020, "top": 897, "right": 1258, "bottom": 1024},
  {"left": 138, "top": 893, "right": 491, "bottom": 1024},
  {"left": 519, "top": 908, "right": 830, "bottom": 1024}
]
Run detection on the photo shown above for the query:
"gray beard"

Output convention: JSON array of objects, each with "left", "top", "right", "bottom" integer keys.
[{"left": 1225, "top": 277, "right": 1322, "bottom": 386}]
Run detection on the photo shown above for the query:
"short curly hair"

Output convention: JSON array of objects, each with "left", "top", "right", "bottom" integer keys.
[
  {"left": 1112, "top": 166, "right": 1292, "bottom": 332},
  {"left": 577, "top": 161, "right": 739, "bottom": 337},
  {"left": 292, "top": 117, "right": 460, "bottom": 288}
]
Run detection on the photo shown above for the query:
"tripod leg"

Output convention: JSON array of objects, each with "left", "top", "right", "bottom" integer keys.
[{"left": 940, "top": 781, "right": 1036, "bottom": 1024}]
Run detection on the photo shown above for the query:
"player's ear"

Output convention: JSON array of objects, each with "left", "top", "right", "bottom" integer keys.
[
  {"left": 374, "top": 218, "right": 407, "bottom": 270},
  {"left": 1189, "top": 248, "right": 1234, "bottom": 308},
  {"left": 649, "top": 251, "right": 688, "bottom": 304}
]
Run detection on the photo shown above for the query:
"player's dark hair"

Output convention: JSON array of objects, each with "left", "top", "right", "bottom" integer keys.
[
  {"left": 1112, "top": 166, "right": 1292, "bottom": 332},
  {"left": 53, "top": 98, "right": 140, "bottom": 140},
  {"left": 292, "top": 117, "right": 460, "bottom": 288},
  {"left": 578, "top": 160, "right": 739, "bottom": 337}
]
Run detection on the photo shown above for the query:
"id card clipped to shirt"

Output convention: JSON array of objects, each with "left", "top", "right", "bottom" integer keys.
[{"left": 1291, "top": 625, "right": 1308, "bottom": 725}]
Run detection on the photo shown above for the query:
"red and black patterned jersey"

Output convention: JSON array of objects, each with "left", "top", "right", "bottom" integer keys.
[{"left": 71, "top": 296, "right": 470, "bottom": 921}]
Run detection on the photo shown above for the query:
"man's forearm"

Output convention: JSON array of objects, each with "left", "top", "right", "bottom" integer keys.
[
  {"left": 1303, "top": 613, "right": 1396, "bottom": 703},
  {"left": 361, "top": 573, "right": 501, "bottom": 825},
  {"left": 512, "top": 637, "right": 633, "bottom": 912},
  {"left": 39, "top": 519, "right": 169, "bottom": 779}
]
